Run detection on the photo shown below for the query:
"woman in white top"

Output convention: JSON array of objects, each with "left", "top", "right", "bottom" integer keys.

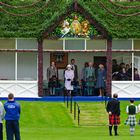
[{"left": 65, "top": 64, "right": 74, "bottom": 93}]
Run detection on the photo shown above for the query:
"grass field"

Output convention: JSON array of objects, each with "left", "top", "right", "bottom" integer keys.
[{"left": 2, "top": 101, "right": 140, "bottom": 140}]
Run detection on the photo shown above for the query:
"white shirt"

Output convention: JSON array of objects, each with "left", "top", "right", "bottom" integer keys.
[{"left": 126, "top": 104, "right": 138, "bottom": 114}]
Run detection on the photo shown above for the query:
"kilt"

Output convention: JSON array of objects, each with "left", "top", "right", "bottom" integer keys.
[
  {"left": 109, "top": 114, "right": 120, "bottom": 125},
  {"left": 126, "top": 115, "right": 137, "bottom": 126}
]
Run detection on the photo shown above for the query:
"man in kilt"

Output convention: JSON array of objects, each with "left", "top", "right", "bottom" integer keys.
[
  {"left": 106, "top": 93, "right": 120, "bottom": 136},
  {"left": 126, "top": 99, "right": 138, "bottom": 136}
]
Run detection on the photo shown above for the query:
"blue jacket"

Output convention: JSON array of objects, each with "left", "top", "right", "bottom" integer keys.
[{"left": 4, "top": 100, "right": 21, "bottom": 120}]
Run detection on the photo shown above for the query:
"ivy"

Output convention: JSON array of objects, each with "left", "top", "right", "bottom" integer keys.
[{"left": 0, "top": 0, "right": 140, "bottom": 39}]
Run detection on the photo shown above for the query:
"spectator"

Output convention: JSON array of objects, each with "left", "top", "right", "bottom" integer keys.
[
  {"left": 85, "top": 62, "right": 96, "bottom": 96},
  {"left": 81, "top": 62, "right": 89, "bottom": 96},
  {"left": 81, "top": 62, "right": 89, "bottom": 81},
  {"left": 118, "top": 68, "right": 129, "bottom": 81},
  {"left": 118, "top": 62, "right": 126, "bottom": 72},
  {"left": 127, "top": 63, "right": 132, "bottom": 80},
  {"left": 126, "top": 64, "right": 130, "bottom": 72},
  {"left": 47, "top": 61, "right": 58, "bottom": 81},
  {"left": 4, "top": 93, "right": 21, "bottom": 140},
  {"left": 70, "top": 59, "right": 78, "bottom": 82},
  {"left": 134, "top": 69, "right": 140, "bottom": 80},
  {"left": 0, "top": 100, "right": 4, "bottom": 140},
  {"left": 95, "top": 64, "right": 106, "bottom": 96},
  {"left": 65, "top": 64, "right": 74, "bottom": 95},
  {"left": 48, "top": 75, "right": 61, "bottom": 95},
  {"left": 112, "top": 59, "right": 119, "bottom": 74}
]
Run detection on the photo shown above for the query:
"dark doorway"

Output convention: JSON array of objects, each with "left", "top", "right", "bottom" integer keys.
[{"left": 94, "top": 56, "right": 107, "bottom": 69}]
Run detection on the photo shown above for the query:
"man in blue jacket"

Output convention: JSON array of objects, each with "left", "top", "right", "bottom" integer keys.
[{"left": 4, "top": 93, "right": 21, "bottom": 140}]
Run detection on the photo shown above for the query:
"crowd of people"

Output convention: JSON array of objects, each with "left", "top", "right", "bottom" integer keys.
[
  {"left": 112, "top": 59, "right": 140, "bottom": 81},
  {"left": 46, "top": 59, "right": 106, "bottom": 96}
]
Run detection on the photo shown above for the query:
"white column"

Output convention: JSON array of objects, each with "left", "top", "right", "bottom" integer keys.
[
  {"left": 132, "top": 39, "right": 134, "bottom": 81},
  {"left": 15, "top": 38, "right": 17, "bottom": 81},
  {"left": 63, "top": 38, "right": 65, "bottom": 51},
  {"left": 84, "top": 39, "right": 86, "bottom": 50}
]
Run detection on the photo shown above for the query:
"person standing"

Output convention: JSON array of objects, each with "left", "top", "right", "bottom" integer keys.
[
  {"left": 125, "top": 99, "right": 138, "bottom": 136},
  {"left": 47, "top": 61, "right": 58, "bottom": 81},
  {"left": 85, "top": 62, "right": 96, "bottom": 96},
  {"left": 95, "top": 64, "right": 106, "bottom": 96},
  {"left": 81, "top": 62, "right": 89, "bottom": 81},
  {"left": 70, "top": 59, "right": 78, "bottom": 82},
  {"left": 47, "top": 62, "right": 58, "bottom": 95},
  {"left": 4, "top": 93, "right": 21, "bottom": 140},
  {"left": 81, "top": 62, "right": 89, "bottom": 96},
  {"left": 65, "top": 64, "right": 74, "bottom": 95},
  {"left": 0, "top": 100, "right": 4, "bottom": 140},
  {"left": 106, "top": 93, "right": 120, "bottom": 136}
]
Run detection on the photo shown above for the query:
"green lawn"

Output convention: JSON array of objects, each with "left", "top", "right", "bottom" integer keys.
[{"left": 2, "top": 101, "right": 140, "bottom": 140}]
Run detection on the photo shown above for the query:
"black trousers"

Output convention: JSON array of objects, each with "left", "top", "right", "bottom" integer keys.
[
  {"left": 6, "top": 120, "right": 20, "bottom": 140},
  {"left": 0, "top": 123, "right": 3, "bottom": 140}
]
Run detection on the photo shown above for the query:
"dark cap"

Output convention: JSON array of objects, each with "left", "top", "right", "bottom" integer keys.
[{"left": 130, "top": 98, "right": 134, "bottom": 103}]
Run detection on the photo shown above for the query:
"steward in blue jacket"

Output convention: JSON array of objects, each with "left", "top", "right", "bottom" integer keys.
[{"left": 4, "top": 93, "right": 21, "bottom": 140}]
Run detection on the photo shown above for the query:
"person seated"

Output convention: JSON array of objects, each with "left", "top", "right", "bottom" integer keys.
[
  {"left": 48, "top": 75, "right": 61, "bottom": 95},
  {"left": 118, "top": 68, "right": 129, "bottom": 81}
]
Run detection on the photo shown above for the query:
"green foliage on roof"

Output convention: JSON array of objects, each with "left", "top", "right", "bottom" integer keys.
[{"left": 0, "top": 0, "right": 140, "bottom": 39}]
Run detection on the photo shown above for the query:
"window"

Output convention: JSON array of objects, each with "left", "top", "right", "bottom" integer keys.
[
  {"left": 134, "top": 53, "right": 140, "bottom": 81},
  {"left": 43, "top": 40, "right": 63, "bottom": 50},
  {"left": 112, "top": 40, "right": 132, "bottom": 50},
  {"left": 17, "top": 39, "right": 37, "bottom": 50},
  {"left": 112, "top": 52, "right": 132, "bottom": 81},
  {"left": 0, "top": 39, "right": 15, "bottom": 49},
  {"left": 0, "top": 52, "right": 15, "bottom": 80},
  {"left": 86, "top": 40, "right": 106, "bottom": 50},
  {"left": 17, "top": 52, "right": 37, "bottom": 81},
  {"left": 65, "top": 39, "right": 85, "bottom": 50}
]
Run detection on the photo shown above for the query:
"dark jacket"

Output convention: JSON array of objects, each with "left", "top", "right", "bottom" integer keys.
[
  {"left": 4, "top": 100, "right": 21, "bottom": 120},
  {"left": 106, "top": 98, "right": 120, "bottom": 116},
  {"left": 71, "top": 64, "right": 78, "bottom": 81}
]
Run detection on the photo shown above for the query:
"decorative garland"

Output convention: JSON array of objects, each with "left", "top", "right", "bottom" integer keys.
[
  {"left": 97, "top": 0, "right": 140, "bottom": 17},
  {"left": 0, "top": 0, "right": 43, "bottom": 9},
  {"left": 0, "top": 0, "right": 50, "bottom": 17},
  {"left": 108, "top": 0, "right": 140, "bottom": 9},
  {"left": 0, "top": 0, "right": 139, "bottom": 39}
]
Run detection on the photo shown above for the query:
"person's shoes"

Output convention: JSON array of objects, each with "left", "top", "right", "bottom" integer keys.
[
  {"left": 130, "top": 132, "right": 134, "bottom": 136},
  {"left": 115, "top": 134, "right": 119, "bottom": 136}
]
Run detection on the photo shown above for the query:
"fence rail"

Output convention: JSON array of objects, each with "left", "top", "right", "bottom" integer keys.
[{"left": 64, "top": 91, "right": 80, "bottom": 125}]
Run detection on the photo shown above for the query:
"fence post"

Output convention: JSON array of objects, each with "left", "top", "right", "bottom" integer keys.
[
  {"left": 64, "top": 91, "right": 66, "bottom": 103},
  {"left": 74, "top": 102, "right": 76, "bottom": 120},
  {"left": 70, "top": 94, "right": 73, "bottom": 113},
  {"left": 78, "top": 106, "right": 80, "bottom": 126},
  {"left": 67, "top": 92, "right": 69, "bottom": 108}
]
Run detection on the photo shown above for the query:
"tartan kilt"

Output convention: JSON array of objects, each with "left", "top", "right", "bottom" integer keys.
[
  {"left": 109, "top": 114, "right": 120, "bottom": 125},
  {"left": 126, "top": 115, "right": 137, "bottom": 126}
]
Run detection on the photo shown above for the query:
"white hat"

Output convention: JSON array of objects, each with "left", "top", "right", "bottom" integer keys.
[{"left": 67, "top": 64, "right": 72, "bottom": 68}]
